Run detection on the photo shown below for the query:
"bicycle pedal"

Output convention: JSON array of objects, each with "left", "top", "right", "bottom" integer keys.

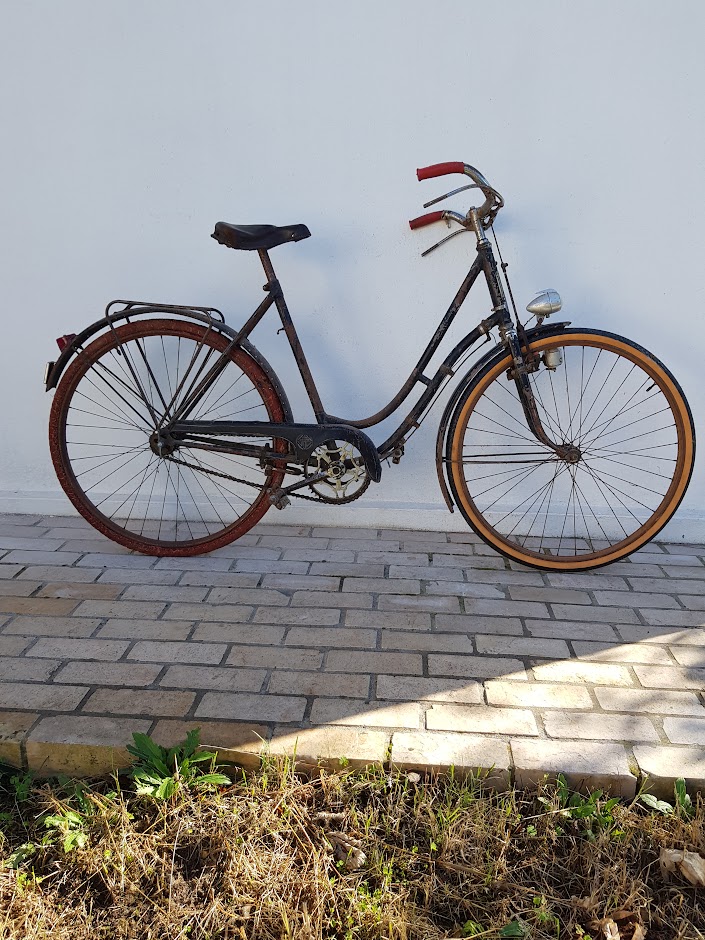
[{"left": 270, "top": 492, "right": 291, "bottom": 510}]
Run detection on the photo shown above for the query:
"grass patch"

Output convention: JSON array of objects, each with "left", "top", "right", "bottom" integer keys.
[{"left": 0, "top": 733, "right": 703, "bottom": 939}]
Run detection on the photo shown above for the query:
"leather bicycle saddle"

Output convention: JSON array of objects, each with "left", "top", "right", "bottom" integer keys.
[{"left": 211, "top": 222, "right": 311, "bottom": 251}]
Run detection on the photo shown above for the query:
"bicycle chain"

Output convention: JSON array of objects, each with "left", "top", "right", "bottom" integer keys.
[{"left": 163, "top": 455, "right": 327, "bottom": 503}]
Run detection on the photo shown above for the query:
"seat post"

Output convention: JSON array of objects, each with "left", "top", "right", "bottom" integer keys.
[{"left": 256, "top": 249, "right": 326, "bottom": 420}]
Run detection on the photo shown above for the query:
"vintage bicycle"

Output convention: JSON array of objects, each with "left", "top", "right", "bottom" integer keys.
[{"left": 45, "top": 162, "right": 695, "bottom": 570}]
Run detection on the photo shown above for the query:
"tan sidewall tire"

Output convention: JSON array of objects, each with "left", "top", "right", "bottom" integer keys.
[{"left": 447, "top": 331, "right": 695, "bottom": 571}]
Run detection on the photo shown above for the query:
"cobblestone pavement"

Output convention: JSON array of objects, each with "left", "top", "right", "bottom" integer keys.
[{"left": 0, "top": 513, "right": 704, "bottom": 796}]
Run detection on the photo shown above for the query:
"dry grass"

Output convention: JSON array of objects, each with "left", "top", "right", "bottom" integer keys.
[{"left": 0, "top": 755, "right": 704, "bottom": 940}]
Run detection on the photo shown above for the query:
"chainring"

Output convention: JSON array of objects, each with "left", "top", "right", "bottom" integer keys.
[{"left": 304, "top": 440, "right": 370, "bottom": 504}]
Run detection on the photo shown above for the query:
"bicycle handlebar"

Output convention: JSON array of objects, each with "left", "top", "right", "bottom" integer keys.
[{"left": 412, "top": 162, "right": 504, "bottom": 231}]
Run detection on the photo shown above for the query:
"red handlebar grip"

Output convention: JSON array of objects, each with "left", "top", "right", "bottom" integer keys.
[
  {"left": 409, "top": 211, "right": 445, "bottom": 230},
  {"left": 416, "top": 162, "right": 465, "bottom": 181}
]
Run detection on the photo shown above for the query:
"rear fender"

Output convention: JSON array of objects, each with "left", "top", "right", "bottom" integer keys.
[
  {"left": 435, "top": 321, "right": 571, "bottom": 510},
  {"left": 44, "top": 303, "right": 293, "bottom": 422}
]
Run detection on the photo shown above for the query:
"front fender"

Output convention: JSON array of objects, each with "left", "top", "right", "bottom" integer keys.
[
  {"left": 44, "top": 302, "right": 293, "bottom": 422},
  {"left": 435, "top": 321, "right": 571, "bottom": 511}
]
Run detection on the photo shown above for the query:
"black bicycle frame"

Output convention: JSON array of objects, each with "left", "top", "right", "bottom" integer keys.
[{"left": 167, "top": 234, "right": 564, "bottom": 464}]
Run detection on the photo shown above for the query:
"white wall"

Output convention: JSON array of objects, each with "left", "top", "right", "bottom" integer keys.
[{"left": 1, "top": 0, "right": 704, "bottom": 534}]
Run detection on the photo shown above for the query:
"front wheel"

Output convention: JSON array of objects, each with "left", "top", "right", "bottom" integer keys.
[{"left": 446, "top": 329, "right": 695, "bottom": 570}]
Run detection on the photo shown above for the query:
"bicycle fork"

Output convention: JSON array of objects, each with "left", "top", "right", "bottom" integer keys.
[{"left": 473, "top": 210, "right": 577, "bottom": 462}]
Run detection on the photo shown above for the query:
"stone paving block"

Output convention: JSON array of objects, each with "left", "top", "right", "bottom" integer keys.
[
  {"left": 618, "top": 625, "right": 705, "bottom": 645},
  {"left": 512, "top": 739, "right": 636, "bottom": 797},
  {"left": 98, "top": 568, "right": 181, "bottom": 584},
  {"left": 291, "top": 591, "right": 372, "bottom": 609},
  {"left": 261, "top": 574, "right": 340, "bottom": 591},
  {"left": 627, "top": 577, "right": 705, "bottom": 595},
  {"left": 254, "top": 524, "right": 312, "bottom": 536},
  {"left": 378, "top": 594, "right": 460, "bottom": 613},
  {"left": 426, "top": 581, "right": 506, "bottom": 598},
  {"left": 0, "top": 710, "right": 39, "bottom": 765},
  {"left": 55, "top": 661, "right": 163, "bottom": 687},
  {"left": 154, "top": 556, "right": 233, "bottom": 571},
  {"left": 285, "top": 627, "right": 376, "bottom": 649},
  {"left": 0, "top": 635, "right": 31, "bottom": 656},
  {"left": 468, "top": 569, "right": 545, "bottom": 586},
  {"left": 0, "top": 514, "right": 43, "bottom": 525},
  {"left": 543, "top": 711, "right": 659, "bottom": 743},
  {"left": 83, "top": 688, "right": 195, "bottom": 717},
  {"left": 662, "top": 718, "right": 705, "bottom": 745},
  {"left": 640, "top": 609, "right": 705, "bottom": 627},
  {"left": 282, "top": 549, "right": 356, "bottom": 563},
  {"left": 97, "top": 618, "right": 195, "bottom": 641},
  {"left": 310, "top": 698, "right": 421, "bottom": 729},
  {"left": 550, "top": 604, "right": 639, "bottom": 624},
  {"left": 3, "top": 616, "right": 101, "bottom": 638},
  {"left": 376, "top": 675, "right": 483, "bottom": 704},
  {"left": 269, "top": 671, "right": 370, "bottom": 698},
  {"left": 129, "top": 640, "right": 227, "bottom": 665},
  {"left": 196, "top": 691, "right": 306, "bottom": 723},
  {"left": 390, "top": 730, "right": 510, "bottom": 786},
  {"left": 428, "top": 545, "right": 477, "bottom": 559},
  {"left": 164, "top": 603, "right": 252, "bottom": 622},
  {"left": 384, "top": 529, "right": 449, "bottom": 542},
  {"left": 0, "top": 581, "right": 42, "bottom": 597},
  {"left": 486, "top": 680, "right": 592, "bottom": 709},
  {"left": 41, "top": 527, "right": 101, "bottom": 540},
  {"left": 637, "top": 553, "right": 702, "bottom": 566},
  {"left": 254, "top": 606, "right": 340, "bottom": 626},
  {"left": 633, "top": 745, "right": 705, "bottom": 799},
  {"left": 531, "top": 660, "right": 633, "bottom": 686},
  {"left": 0, "top": 525, "right": 49, "bottom": 538},
  {"left": 235, "top": 560, "right": 310, "bottom": 574},
  {"left": 476, "top": 636, "right": 570, "bottom": 659},
  {"left": 525, "top": 619, "right": 619, "bottom": 641},
  {"left": 429, "top": 655, "right": 526, "bottom": 681},
  {"left": 0, "top": 657, "right": 61, "bottom": 682},
  {"left": 380, "top": 631, "right": 473, "bottom": 653},
  {"left": 160, "top": 665, "right": 266, "bottom": 692},
  {"left": 342, "top": 577, "right": 420, "bottom": 595},
  {"left": 38, "top": 581, "right": 123, "bottom": 600},
  {"left": 325, "top": 650, "right": 422, "bottom": 675},
  {"left": 19, "top": 566, "right": 101, "bottom": 584},
  {"left": 594, "top": 591, "right": 682, "bottom": 609},
  {"left": 508, "top": 586, "right": 591, "bottom": 604},
  {"left": 227, "top": 646, "right": 323, "bottom": 671},
  {"left": 359, "top": 553, "right": 434, "bottom": 568},
  {"left": 78, "top": 553, "right": 156, "bottom": 568},
  {"left": 151, "top": 719, "right": 270, "bottom": 770},
  {"left": 177, "top": 572, "right": 262, "bottom": 588},
  {"left": 73, "top": 599, "right": 166, "bottom": 620},
  {"left": 0, "top": 565, "right": 27, "bottom": 579},
  {"left": 632, "top": 665, "right": 705, "bottom": 690},
  {"left": 2, "top": 550, "right": 82, "bottom": 567},
  {"left": 310, "top": 526, "right": 380, "bottom": 539},
  {"left": 121, "top": 585, "right": 210, "bottom": 602},
  {"left": 259, "top": 536, "right": 330, "bottom": 550},
  {"left": 426, "top": 703, "right": 538, "bottom": 736},
  {"left": 546, "top": 573, "right": 629, "bottom": 590},
  {"left": 388, "top": 565, "right": 464, "bottom": 581},
  {"left": 27, "top": 638, "right": 129, "bottom": 661},
  {"left": 463, "top": 599, "right": 550, "bottom": 619},
  {"left": 661, "top": 564, "right": 705, "bottom": 581},
  {"left": 603, "top": 563, "right": 666, "bottom": 577},
  {"left": 329, "top": 538, "right": 400, "bottom": 553},
  {"left": 191, "top": 623, "right": 285, "bottom": 644},
  {"left": 0, "top": 596, "right": 79, "bottom": 616},
  {"left": 595, "top": 687, "right": 705, "bottom": 716},
  {"left": 26, "top": 715, "right": 152, "bottom": 776},
  {"left": 310, "top": 562, "right": 385, "bottom": 578},
  {"left": 0, "top": 682, "right": 88, "bottom": 711},
  {"left": 269, "top": 726, "right": 390, "bottom": 770},
  {"left": 345, "top": 610, "right": 432, "bottom": 631},
  {"left": 669, "top": 647, "right": 705, "bottom": 667},
  {"left": 678, "top": 595, "right": 705, "bottom": 610},
  {"left": 209, "top": 588, "right": 290, "bottom": 606},
  {"left": 571, "top": 641, "right": 672, "bottom": 665},
  {"left": 435, "top": 614, "right": 523, "bottom": 636},
  {"left": 59, "top": 539, "right": 131, "bottom": 554}
]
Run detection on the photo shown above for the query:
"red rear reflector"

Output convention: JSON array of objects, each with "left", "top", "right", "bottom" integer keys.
[{"left": 56, "top": 334, "right": 77, "bottom": 352}]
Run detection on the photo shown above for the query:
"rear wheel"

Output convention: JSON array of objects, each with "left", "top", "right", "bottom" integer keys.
[
  {"left": 446, "top": 329, "right": 695, "bottom": 570},
  {"left": 49, "top": 318, "right": 287, "bottom": 555}
]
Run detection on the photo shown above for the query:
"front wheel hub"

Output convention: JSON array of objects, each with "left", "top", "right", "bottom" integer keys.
[{"left": 558, "top": 444, "right": 582, "bottom": 464}]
